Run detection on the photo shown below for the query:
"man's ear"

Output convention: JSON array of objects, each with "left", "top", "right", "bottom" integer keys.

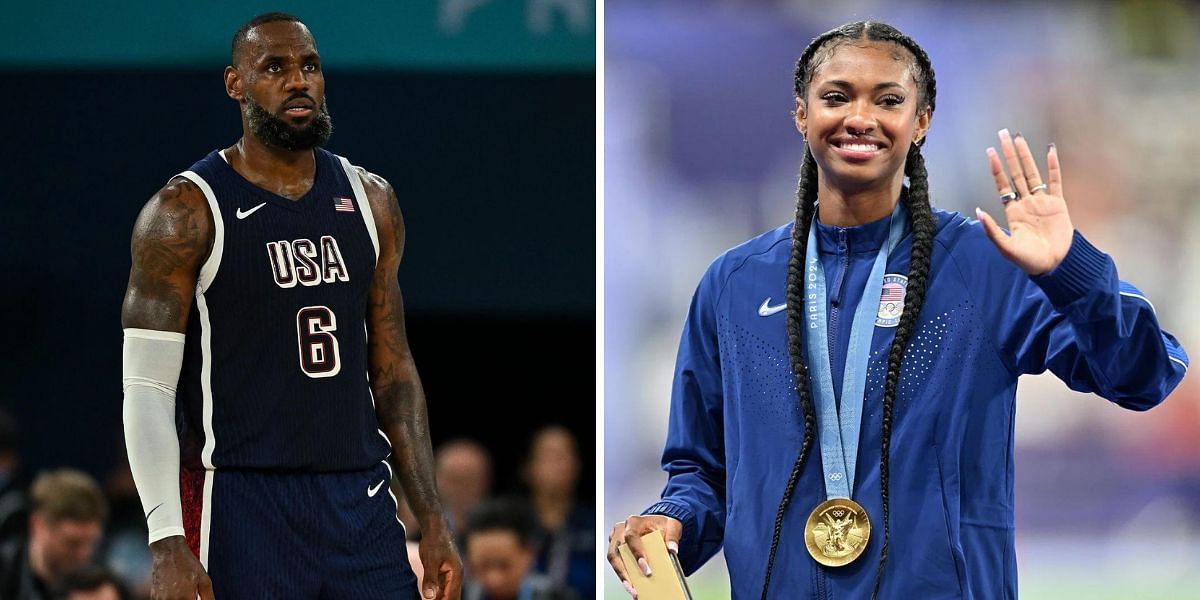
[{"left": 225, "top": 66, "right": 243, "bottom": 102}]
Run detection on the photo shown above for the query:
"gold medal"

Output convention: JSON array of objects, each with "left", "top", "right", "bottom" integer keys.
[{"left": 804, "top": 498, "right": 871, "bottom": 567}]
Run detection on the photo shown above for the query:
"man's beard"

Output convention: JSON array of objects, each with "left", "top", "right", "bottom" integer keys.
[{"left": 245, "top": 94, "right": 333, "bottom": 151}]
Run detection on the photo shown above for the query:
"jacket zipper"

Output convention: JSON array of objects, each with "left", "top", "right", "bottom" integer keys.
[{"left": 828, "top": 228, "right": 849, "bottom": 408}]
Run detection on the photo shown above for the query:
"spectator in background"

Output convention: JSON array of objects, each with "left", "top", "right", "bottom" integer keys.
[
  {"left": 462, "top": 497, "right": 578, "bottom": 600},
  {"left": 0, "top": 409, "right": 30, "bottom": 543},
  {"left": 389, "top": 439, "right": 490, "bottom": 588},
  {"left": 436, "top": 439, "right": 492, "bottom": 534},
  {"left": 99, "top": 444, "right": 150, "bottom": 598},
  {"left": 523, "top": 425, "right": 593, "bottom": 599},
  {"left": 51, "top": 565, "right": 129, "bottom": 600},
  {"left": 0, "top": 469, "right": 109, "bottom": 600}
]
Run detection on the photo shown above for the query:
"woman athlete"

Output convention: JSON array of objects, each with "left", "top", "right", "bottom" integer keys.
[{"left": 607, "top": 21, "right": 1188, "bottom": 600}]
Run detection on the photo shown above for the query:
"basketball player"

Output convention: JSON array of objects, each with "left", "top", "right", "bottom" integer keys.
[{"left": 120, "top": 13, "right": 461, "bottom": 599}]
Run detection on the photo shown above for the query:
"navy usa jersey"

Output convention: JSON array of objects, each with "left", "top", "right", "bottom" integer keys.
[{"left": 174, "top": 148, "right": 391, "bottom": 472}]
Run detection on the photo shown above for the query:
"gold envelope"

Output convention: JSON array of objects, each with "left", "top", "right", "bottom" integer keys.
[{"left": 618, "top": 530, "right": 692, "bottom": 600}]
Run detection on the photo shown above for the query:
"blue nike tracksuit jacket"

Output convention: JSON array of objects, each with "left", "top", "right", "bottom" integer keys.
[{"left": 643, "top": 208, "right": 1189, "bottom": 599}]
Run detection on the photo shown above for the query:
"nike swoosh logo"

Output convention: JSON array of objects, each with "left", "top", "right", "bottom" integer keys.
[
  {"left": 236, "top": 202, "right": 268, "bottom": 219},
  {"left": 758, "top": 298, "right": 787, "bottom": 317},
  {"left": 367, "top": 480, "right": 385, "bottom": 497},
  {"left": 145, "top": 502, "right": 163, "bottom": 520}
]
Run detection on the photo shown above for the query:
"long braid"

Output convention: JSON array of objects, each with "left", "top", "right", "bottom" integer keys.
[
  {"left": 871, "top": 146, "right": 936, "bottom": 599},
  {"left": 760, "top": 149, "right": 819, "bottom": 600},
  {"left": 862, "top": 25, "right": 938, "bottom": 598},
  {"left": 758, "top": 28, "right": 854, "bottom": 597},
  {"left": 759, "top": 20, "right": 938, "bottom": 599}
]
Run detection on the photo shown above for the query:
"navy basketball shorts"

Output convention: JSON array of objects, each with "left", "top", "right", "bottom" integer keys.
[{"left": 181, "top": 461, "right": 419, "bottom": 598}]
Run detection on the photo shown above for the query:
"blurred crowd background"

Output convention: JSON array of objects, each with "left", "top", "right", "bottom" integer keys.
[
  {"left": 0, "top": 417, "right": 594, "bottom": 600},
  {"left": 0, "top": 2, "right": 594, "bottom": 599},
  {"left": 605, "top": 1, "right": 1200, "bottom": 599}
]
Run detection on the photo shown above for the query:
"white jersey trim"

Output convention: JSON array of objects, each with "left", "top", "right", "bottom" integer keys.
[
  {"left": 175, "top": 171, "right": 224, "bottom": 294},
  {"left": 352, "top": 166, "right": 392, "bottom": 494},
  {"left": 173, "top": 171, "right": 221, "bottom": 471},
  {"left": 379, "top": 459, "right": 406, "bottom": 533},
  {"left": 196, "top": 292, "right": 217, "bottom": 470},
  {"left": 337, "top": 156, "right": 380, "bottom": 264},
  {"left": 199, "top": 470, "right": 214, "bottom": 568},
  {"left": 1119, "top": 291, "right": 1156, "bottom": 315},
  {"left": 364, "top": 321, "right": 395, "bottom": 452}
]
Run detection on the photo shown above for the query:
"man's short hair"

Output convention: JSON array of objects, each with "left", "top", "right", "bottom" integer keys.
[
  {"left": 461, "top": 497, "right": 539, "bottom": 549},
  {"left": 231, "top": 12, "right": 305, "bottom": 64},
  {"left": 52, "top": 565, "right": 130, "bottom": 600},
  {"left": 30, "top": 469, "right": 107, "bottom": 524},
  {"left": 436, "top": 438, "right": 492, "bottom": 472}
]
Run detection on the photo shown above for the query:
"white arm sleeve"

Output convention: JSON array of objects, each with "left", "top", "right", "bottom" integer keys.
[{"left": 122, "top": 328, "right": 187, "bottom": 544}]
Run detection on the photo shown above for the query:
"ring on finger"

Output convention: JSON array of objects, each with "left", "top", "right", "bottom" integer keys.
[
  {"left": 1000, "top": 192, "right": 1018, "bottom": 204},
  {"left": 1029, "top": 183, "right": 1048, "bottom": 194}
]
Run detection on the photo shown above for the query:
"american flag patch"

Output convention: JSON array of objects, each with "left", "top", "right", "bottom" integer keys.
[
  {"left": 334, "top": 197, "right": 355, "bottom": 212},
  {"left": 875, "top": 274, "right": 908, "bottom": 328},
  {"left": 880, "top": 284, "right": 905, "bottom": 302}
]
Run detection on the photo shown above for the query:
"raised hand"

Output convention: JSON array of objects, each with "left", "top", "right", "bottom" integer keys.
[{"left": 975, "top": 129, "right": 1075, "bottom": 276}]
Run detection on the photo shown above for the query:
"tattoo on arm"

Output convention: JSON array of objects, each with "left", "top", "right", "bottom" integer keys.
[
  {"left": 364, "top": 175, "right": 444, "bottom": 525},
  {"left": 121, "top": 178, "right": 212, "bottom": 332}
]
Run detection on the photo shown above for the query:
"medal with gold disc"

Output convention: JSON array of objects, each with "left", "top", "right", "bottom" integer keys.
[
  {"left": 804, "top": 497, "right": 871, "bottom": 567},
  {"left": 800, "top": 201, "right": 906, "bottom": 567}
]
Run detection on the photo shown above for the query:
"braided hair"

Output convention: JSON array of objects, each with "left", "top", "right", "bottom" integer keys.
[{"left": 759, "top": 22, "right": 938, "bottom": 600}]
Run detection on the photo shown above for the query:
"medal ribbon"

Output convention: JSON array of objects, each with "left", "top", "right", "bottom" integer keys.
[{"left": 803, "top": 201, "right": 906, "bottom": 500}]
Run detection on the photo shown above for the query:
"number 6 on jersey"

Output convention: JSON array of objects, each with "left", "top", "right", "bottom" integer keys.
[{"left": 297, "top": 305, "right": 341, "bottom": 378}]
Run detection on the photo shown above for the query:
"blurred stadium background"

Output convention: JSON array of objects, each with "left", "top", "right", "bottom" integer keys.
[
  {"left": 0, "top": 2, "right": 594, "bottom": 598},
  {"left": 604, "top": 1, "right": 1200, "bottom": 598}
]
